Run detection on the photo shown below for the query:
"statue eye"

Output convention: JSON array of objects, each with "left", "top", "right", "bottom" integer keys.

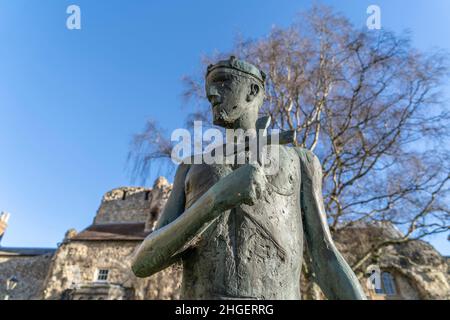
[
  {"left": 220, "top": 82, "right": 232, "bottom": 90},
  {"left": 213, "top": 74, "right": 230, "bottom": 83}
]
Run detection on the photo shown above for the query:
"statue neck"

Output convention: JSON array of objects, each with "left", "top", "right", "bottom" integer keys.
[{"left": 233, "top": 109, "right": 259, "bottom": 131}]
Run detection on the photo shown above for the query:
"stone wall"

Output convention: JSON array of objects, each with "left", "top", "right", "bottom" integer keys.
[
  {"left": 145, "top": 177, "right": 172, "bottom": 231},
  {"left": 42, "top": 240, "right": 181, "bottom": 300},
  {"left": 94, "top": 187, "right": 152, "bottom": 224},
  {"left": 41, "top": 177, "right": 177, "bottom": 300},
  {"left": 93, "top": 178, "right": 172, "bottom": 227},
  {"left": 0, "top": 253, "right": 53, "bottom": 300},
  {"left": 334, "top": 227, "right": 450, "bottom": 300},
  {"left": 377, "top": 241, "right": 449, "bottom": 299}
]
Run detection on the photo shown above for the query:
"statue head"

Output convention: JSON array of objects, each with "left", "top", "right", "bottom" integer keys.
[{"left": 205, "top": 56, "right": 266, "bottom": 129}]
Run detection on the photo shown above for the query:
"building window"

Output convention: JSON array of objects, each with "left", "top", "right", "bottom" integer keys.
[
  {"left": 381, "top": 272, "right": 397, "bottom": 295},
  {"left": 96, "top": 269, "right": 109, "bottom": 282}
]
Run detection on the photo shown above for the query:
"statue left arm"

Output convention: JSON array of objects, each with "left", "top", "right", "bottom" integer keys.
[{"left": 294, "top": 148, "right": 367, "bottom": 300}]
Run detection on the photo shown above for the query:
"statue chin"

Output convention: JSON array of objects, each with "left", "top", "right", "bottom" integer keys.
[{"left": 213, "top": 110, "right": 235, "bottom": 128}]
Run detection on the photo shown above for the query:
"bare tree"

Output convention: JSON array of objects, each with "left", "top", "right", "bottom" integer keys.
[
  {"left": 130, "top": 5, "right": 450, "bottom": 275},
  {"left": 127, "top": 120, "right": 175, "bottom": 184}
]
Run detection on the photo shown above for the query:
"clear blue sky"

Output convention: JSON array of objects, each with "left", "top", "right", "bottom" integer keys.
[{"left": 0, "top": 0, "right": 449, "bottom": 255}]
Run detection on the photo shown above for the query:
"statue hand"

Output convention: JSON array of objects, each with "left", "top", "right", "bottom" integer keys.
[
  {"left": 238, "top": 163, "right": 265, "bottom": 206},
  {"left": 214, "top": 163, "right": 265, "bottom": 211}
]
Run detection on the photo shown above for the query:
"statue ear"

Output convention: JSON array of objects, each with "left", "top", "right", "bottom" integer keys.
[{"left": 246, "top": 83, "right": 260, "bottom": 102}]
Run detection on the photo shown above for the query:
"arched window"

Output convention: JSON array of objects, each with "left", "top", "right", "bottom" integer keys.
[{"left": 381, "top": 272, "right": 397, "bottom": 295}]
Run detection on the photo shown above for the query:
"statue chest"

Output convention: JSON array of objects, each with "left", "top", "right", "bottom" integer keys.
[
  {"left": 181, "top": 146, "right": 303, "bottom": 299},
  {"left": 184, "top": 145, "right": 301, "bottom": 208}
]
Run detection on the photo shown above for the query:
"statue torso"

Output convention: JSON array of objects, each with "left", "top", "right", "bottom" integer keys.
[{"left": 181, "top": 146, "right": 303, "bottom": 299}]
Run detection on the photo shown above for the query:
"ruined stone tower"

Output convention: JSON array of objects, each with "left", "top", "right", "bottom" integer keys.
[{"left": 41, "top": 178, "right": 181, "bottom": 300}]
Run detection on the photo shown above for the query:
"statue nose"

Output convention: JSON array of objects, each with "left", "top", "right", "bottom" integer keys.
[{"left": 207, "top": 86, "right": 220, "bottom": 103}]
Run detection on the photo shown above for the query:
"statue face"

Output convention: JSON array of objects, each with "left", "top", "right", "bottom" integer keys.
[{"left": 205, "top": 69, "right": 252, "bottom": 128}]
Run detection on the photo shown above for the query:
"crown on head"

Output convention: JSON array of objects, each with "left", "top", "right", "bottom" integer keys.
[{"left": 206, "top": 56, "right": 266, "bottom": 87}]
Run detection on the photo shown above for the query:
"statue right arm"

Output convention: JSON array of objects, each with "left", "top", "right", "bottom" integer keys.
[
  {"left": 132, "top": 163, "right": 191, "bottom": 277},
  {"left": 131, "top": 163, "right": 264, "bottom": 278},
  {"left": 155, "top": 163, "right": 191, "bottom": 231}
]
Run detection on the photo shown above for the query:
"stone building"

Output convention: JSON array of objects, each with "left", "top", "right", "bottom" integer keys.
[
  {"left": 41, "top": 178, "right": 181, "bottom": 300},
  {"left": 0, "top": 179, "right": 181, "bottom": 300},
  {"left": 0, "top": 212, "right": 55, "bottom": 300},
  {"left": 335, "top": 223, "right": 450, "bottom": 300},
  {"left": 0, "top": 247, "right": 55, "bottom": 300},
  {"left": 0, "top": 178, "right": 448, "bottom": 300}
]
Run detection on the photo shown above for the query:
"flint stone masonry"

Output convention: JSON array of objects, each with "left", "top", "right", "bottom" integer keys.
[
  {"left": 40, "top": 177, "right": 179, "bottom": 300},
  {"left": 333, "top": 225, "right": 450, "bottom": 300},
  {"left": 0, "top": 249, "right": 54, "bottom": 300},
  {"left": 145, "top": 177, "right": 172, "bottom": 231},
  {"left": 94, "top": 187, "right": 152, "bottom": 224},
  {"left": 375, "top": 241, "right": 450, "bottom": 300},
  {"left": 94, "top": 178, "right": 171, "bottom": 226},
  {"left": 42, "top": 241, "right": 181, "bottom": 300}
]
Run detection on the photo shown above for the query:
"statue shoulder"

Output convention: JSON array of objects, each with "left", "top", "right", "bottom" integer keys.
[
  {"left": 170, "top": 161, "right": 192, "bottom": 191},
  {"left": 292, "top": 147, "right": 322, "bottom": 174},
  {"left": 154, "top": 161, "right": 192, "bottom": 230}
]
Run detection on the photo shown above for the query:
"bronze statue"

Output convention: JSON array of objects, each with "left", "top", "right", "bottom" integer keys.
[{"left": 132, "top": 56, "right": 366, "bottom": 300}]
